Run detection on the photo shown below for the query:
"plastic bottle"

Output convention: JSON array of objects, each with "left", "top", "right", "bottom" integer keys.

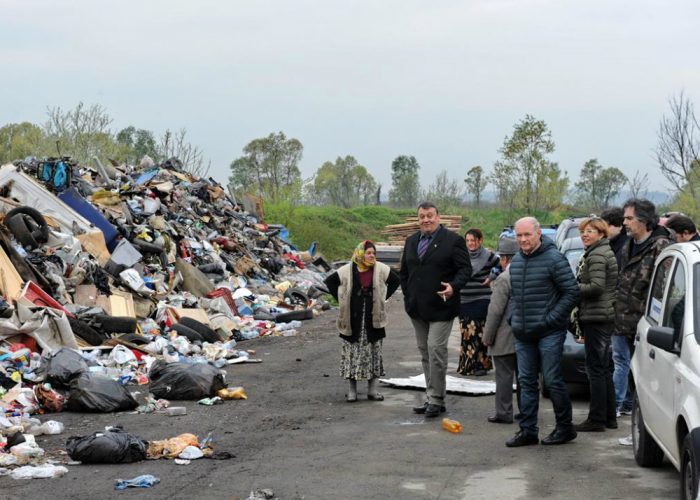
[{"left": 441, "top": 418, "right": 463, "bottom": 434}]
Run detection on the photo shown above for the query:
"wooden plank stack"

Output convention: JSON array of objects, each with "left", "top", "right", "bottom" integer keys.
[{"left": 380, "top": 215, "right": 462, "bottom": 246}]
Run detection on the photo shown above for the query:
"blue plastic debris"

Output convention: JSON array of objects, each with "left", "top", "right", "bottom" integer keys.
[{"left": 114, "top": 474, "right": 160, "bottom": 490}]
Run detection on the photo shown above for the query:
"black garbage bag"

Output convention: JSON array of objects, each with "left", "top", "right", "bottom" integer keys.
[
  {"left": 149, "top": 360, "right": 226, "bottom": 400},
  {"left": 43, "top": 348, "right": 88, "bottom": 387},
  {"left": 66, "top": 427, "right": 147, "bottom": 463},
  {"left": 66, "top": 373, "right": 138, "bottom": 413}
]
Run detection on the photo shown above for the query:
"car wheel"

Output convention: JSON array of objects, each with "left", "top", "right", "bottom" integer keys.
[
  {"left": 632, "top": 395, "right": 664, "bottom": 467},
  {"left": 4, "top": 207, "right": 50, "bottom": 249},
  {"left": 681, "top": 433, "right": 700, "bottom": 500}
]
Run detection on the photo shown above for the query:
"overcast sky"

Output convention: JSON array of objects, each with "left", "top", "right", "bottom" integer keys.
[{"left": 2, "top": 1, "right": 698, "bottom": 194}]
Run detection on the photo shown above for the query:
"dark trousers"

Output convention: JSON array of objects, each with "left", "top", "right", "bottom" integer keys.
[
  {"left": 493, "top": 354, "right": 520, "bottom": 419},
  {"left": 582, "top": 323, "right": 616, "bottom": 423},
  {"left": 515, "top": 330, "right": 573, "bottom": 436}
]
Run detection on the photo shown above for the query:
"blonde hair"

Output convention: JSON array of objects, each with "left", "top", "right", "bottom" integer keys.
[{"left": 578, "top": 217, "right": 609, "bottom": 238}]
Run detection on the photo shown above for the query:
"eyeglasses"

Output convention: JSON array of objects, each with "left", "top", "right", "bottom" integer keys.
[{"left": 580, "top": 229, "right": 599, "bottom": 235}]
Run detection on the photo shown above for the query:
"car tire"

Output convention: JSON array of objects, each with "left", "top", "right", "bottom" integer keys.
[
  {"left": 177, "top": 317, "right": 221, "bottom": 343},
  {"left": 4, "top": 207, "right": 50, "bottom": 249},
  {"left": 68, "top": 317, "right": 108, "bottom": 346},
  {"left": 681, "top": 433, "right": 700, "bottom": 500},
  {"left": 170, "top": 323, "right": 204, "bottom": 342},
  {"left": 91, "top": 314, "right": 138, "bottom": 334},
  {"left": 632, "top": 395, "right": 665, "bottom": 467},
  {"left": 274, "top": 309, "right": 313, "bottom": 322}
]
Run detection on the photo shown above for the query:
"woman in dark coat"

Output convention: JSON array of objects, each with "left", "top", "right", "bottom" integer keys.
[
  {"left": 457, "top": 228, "right": 500, "bottom": 376},
  {"left": 324, "top": 240, "right": 400, "bottom": 402},
  {"left": 574, "top": 217, "right": 618, "bottom": 432}
]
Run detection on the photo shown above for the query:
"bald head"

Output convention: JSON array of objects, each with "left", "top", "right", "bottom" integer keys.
[{"left": 515, "top": 217, "right": 542, "bottom": 255}]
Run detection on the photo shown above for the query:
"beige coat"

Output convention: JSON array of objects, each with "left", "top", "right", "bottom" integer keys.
[
  {"left": 336, "top": 261, "right": 390, "bottom": 337},
  {"left": 482, "top": 268, "right": 515, "bottom": 356}
]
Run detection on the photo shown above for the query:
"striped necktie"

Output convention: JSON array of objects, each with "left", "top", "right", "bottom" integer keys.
[{"left": 417, "top": 235, "right": 431, "bottom": 259}]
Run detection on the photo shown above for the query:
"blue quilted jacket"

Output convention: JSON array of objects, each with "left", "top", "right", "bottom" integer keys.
[{"left": 509, "top": 237, "right": 580, "bottom": 341}]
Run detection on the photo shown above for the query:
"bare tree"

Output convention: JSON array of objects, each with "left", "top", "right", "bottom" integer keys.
[
  {"left": 44, "top": 102, "right": 118, "bottom": 162},
  {"left": 627, "top": 170, "right": 649, "bottom": 199},
  {"left": 159, "top": 128, "right": 210, "bottom": 177},
  {"left": 656, "top": 91, "right": 700, "bottom": 197}
]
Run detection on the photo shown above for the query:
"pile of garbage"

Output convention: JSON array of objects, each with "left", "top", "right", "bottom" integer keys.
[{"left": 0, "top": 155, "right": 333, "bottom": 478}]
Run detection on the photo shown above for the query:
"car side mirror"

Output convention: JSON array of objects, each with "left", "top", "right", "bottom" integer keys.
[{"left": 647, "top": 325, "right": 679, "bottom": 354}]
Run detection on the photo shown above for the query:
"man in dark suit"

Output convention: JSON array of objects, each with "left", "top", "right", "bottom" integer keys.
[{"left": 400, "top": 201, "right": 471, "bottom": 417}]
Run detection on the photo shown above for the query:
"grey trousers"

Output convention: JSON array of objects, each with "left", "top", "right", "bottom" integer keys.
[
  {"left": 494, "top": 354, "right": 519, "bottom": 419},
  {"left": 411, "top": 318, "right": 455, "bottom": 405}
]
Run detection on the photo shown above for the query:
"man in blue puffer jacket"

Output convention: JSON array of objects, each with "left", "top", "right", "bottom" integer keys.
[{"left": 505, "top": 217, "right": 581, "bottom": 447}]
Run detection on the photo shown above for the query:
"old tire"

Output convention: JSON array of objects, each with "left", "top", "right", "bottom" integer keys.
[
  {"left": 274, "top": 309, "right": 313, "bottom": 322},
  {"left": 177, "top": 317, "right": 221, "bottom": 343},
  {"left": 91, "top": 314, "right": 138, "bottom": 334},
  {"left": 284, "top": 288, "right": 309, "bottom": 307},
  {"left": 170, "top": 323, "right": 204, "bottom": 342},
  {"left": 4, "top": 207, "right": 49, "bottom": 249},
  {"left": 632, "top": 395, "right": 665, "bottom": 467},
  {"left": 69, "top": 317, "right": 108, "bottom": 346},
  {"left": 116, "top": 332, "right": 151, "bottom": 346}
]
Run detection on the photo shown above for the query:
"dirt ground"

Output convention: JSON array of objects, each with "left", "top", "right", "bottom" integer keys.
[{"left": 2, "top": 293, "right": 680, "bottom": 499}]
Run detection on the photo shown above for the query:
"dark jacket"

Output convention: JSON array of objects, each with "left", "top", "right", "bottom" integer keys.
[
  {"left": 615, "top": 226, "right": 673, "bottom": 338},
  {"left": 400, "top": 225, "right": 472, "bottom": 322},
  {"left": 578, "top": 238, "right": 617, "bottom": 324},
  {"left": 608, "top": 231, "right": 629, "bottom": 268},
  {"left": 509, "top": 237, "right": 580, "bottom": 341},
  {"left": 325, "top": 263, "right": 400, "bottom": 343}
]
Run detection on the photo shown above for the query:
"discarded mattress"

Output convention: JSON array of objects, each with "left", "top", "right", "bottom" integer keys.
[{"left": 379, "top": 374, "right": 496, "bottom": 396}]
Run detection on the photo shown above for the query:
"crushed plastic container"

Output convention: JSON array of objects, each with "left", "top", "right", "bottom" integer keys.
[{"left": 441, "top": 418, "right": 463, "bottom": 434}]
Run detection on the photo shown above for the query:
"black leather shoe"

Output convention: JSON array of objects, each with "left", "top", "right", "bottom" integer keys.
[
  {"left": 488, "top": 415, "right": 514, "bottom": 424},
  {"left": 424, "top": 403, "right": 446, "bottom": 418},
  {"left": 413, "top": 402, "right": 446, "bottom": 414},
  {"left": 575, "top": 419, "right": 605, "bottom": 432},
  {"left": 506, "top": 431, "right": 539, "bottom": 447},
  {"left": 606, "top": 420, "right": 618, "bottom": 430},
  {"left": 541, "top": 428, "right": 577, "bottom": 445}
]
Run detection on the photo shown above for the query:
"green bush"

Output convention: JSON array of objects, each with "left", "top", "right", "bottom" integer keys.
[{"left": 264, "top": 204, "right": 565, "bottom": 261}]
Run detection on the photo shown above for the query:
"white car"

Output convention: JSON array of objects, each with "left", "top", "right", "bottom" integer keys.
[{"left": 632, "top": 241, "right": 700, "bottom": 500}]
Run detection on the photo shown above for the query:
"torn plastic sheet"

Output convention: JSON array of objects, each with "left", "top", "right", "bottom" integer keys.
[
  {"left": 379, "top": 374, "right": 496, "bottom": 396},
  {"left": 0, "top": 303, "right": 79, "bottom": 353}
]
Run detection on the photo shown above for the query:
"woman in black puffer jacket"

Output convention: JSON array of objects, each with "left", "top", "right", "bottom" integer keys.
[{"left": 574, "top": 216, "right": 618, "bottom": 432}]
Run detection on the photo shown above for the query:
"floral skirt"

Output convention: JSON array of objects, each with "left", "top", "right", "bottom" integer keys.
[
  {"left": 457, "top": 316, "right": 492, "bottom": 375},
  {"left": 339, "top": 327, "right": 384, "bottom": 380}
]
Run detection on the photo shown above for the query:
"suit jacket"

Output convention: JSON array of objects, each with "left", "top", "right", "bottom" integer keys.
[
  {"left": 399, "top": 225, "right": 471, "bottom": 321},
  {"left": 483, "top": 268, "right": 515, "bottom": 356}
]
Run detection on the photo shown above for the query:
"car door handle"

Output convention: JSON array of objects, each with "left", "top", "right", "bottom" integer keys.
[{"left": 649, "top": 348, "right": 655, "bottom": 360}]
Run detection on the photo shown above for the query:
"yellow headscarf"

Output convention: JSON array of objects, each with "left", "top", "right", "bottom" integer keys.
[{"left": 352, "top": 240, "right": 375, "bottom": 272}]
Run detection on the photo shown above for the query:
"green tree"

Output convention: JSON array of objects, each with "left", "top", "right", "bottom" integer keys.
[
  {"left": 311, "top": 156, "right": 377, "bottom": 208},
  {"left": 229, "top": 132, "right": 303, "bottom": 202},
  {"left": 116, "top": 126, "right": 159, "bottom": 163},
  {"left": 0, "top": 122, "right": 45, "bottom": 163},
  {"left": 389, "top": 155, "right": 420, "bottom": 207},
  {"left": 496, "top": 115, "right": 567, "bottom": 212},
  {"left": 574, "top": 159, "right": 627, "bottom": 211},
  {"left": 464, "top": 165, "right": 488, "bottom": 207},
  {"left": 424, "top": 170, "right": 463, "bottom": 211}
]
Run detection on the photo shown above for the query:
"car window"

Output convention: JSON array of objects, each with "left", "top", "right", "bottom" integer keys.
[
  {"left": 647, "top": 256, "right": 673, "bottom": 325},
  {"left": 565, "top": 249, "right": 584, "bottom": 273},
  {"left": 566, "top": 226, "right": 579, "bottom": 240},
  {"left": 662, "top": 260, "right": 686, "bottom": 346}
]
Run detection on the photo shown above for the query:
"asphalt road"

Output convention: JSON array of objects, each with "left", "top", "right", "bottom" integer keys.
[{"left": 2, "top": 293, "right": 680, "bottom": 499}]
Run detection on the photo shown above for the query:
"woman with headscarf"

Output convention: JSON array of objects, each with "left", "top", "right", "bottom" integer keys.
[
  {"left": 457, "top": 228, "right": 500, "bottom": 376},
  {"left": 324, "top": 240, "right": 400, "bottom": 402}
]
